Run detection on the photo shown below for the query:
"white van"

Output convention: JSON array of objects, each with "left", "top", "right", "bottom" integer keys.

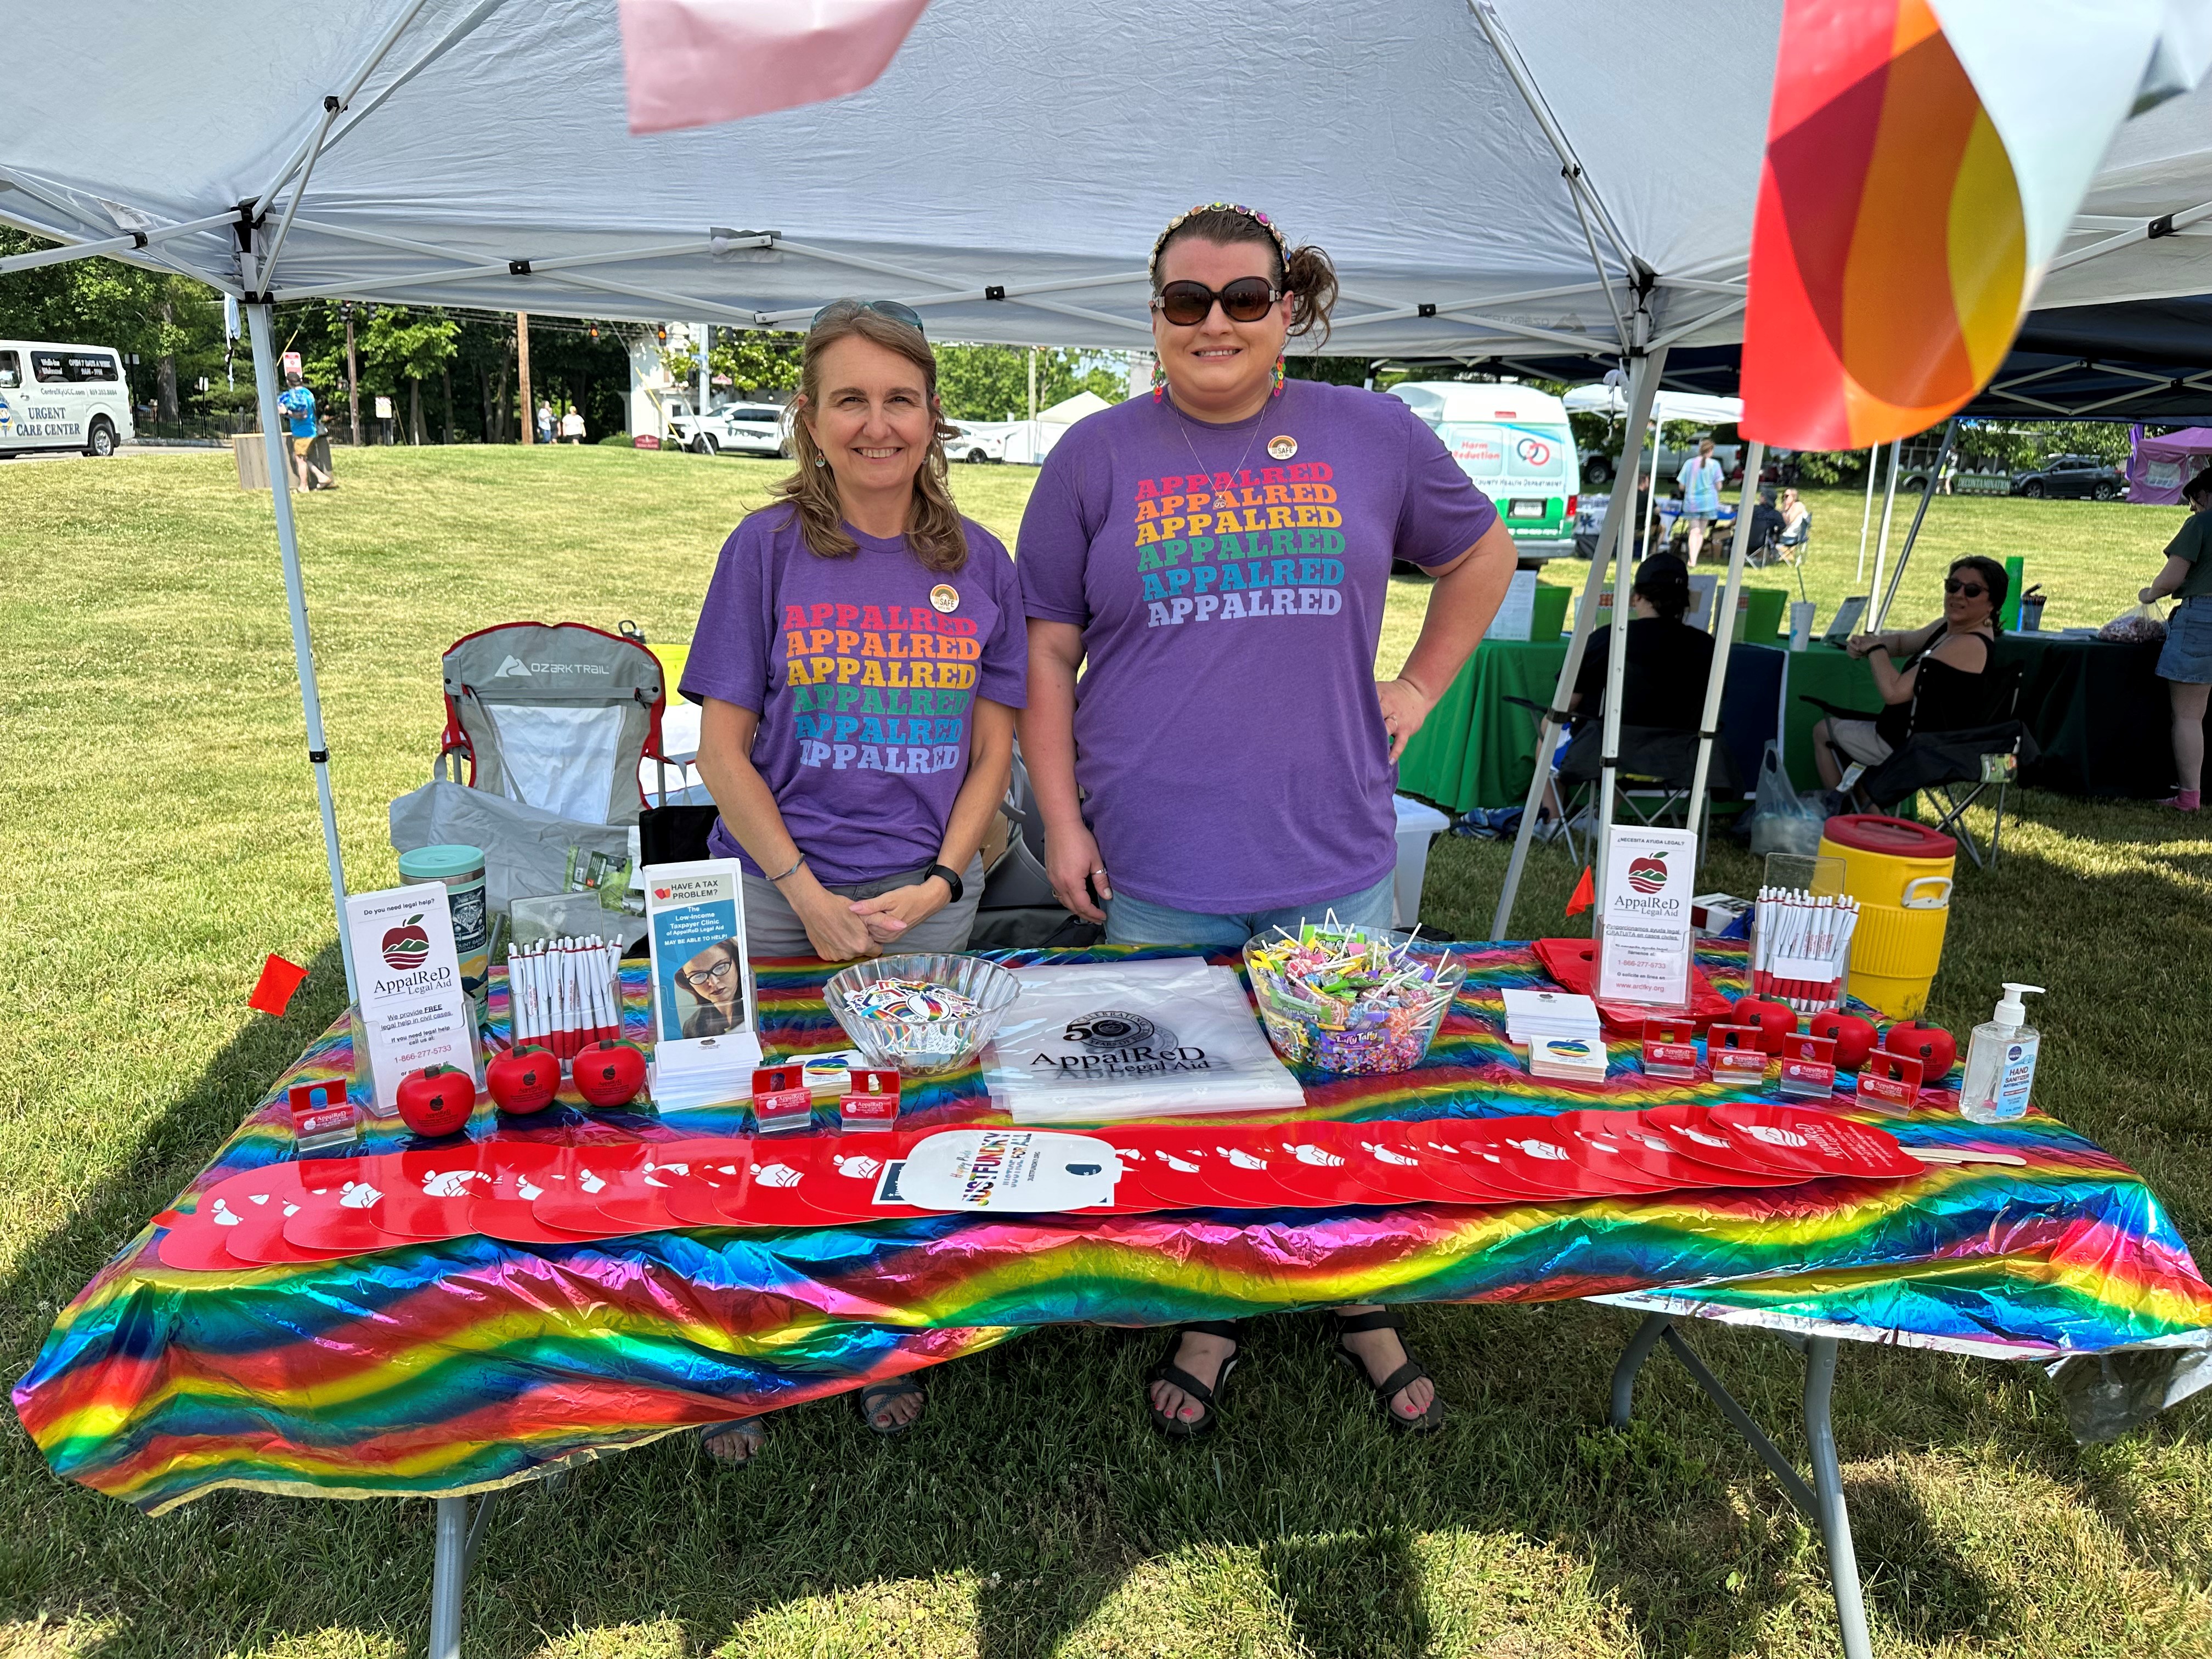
[
  {"left": 0, "top": 340, "right": 135, "bottom": 458},
  {"left": 1387, "top": 381, "right": 1578, "bottom": 559}
]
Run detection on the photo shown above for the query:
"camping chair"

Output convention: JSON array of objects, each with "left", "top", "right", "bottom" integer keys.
[
  {"left": 1505, "top": 696, "right": 1743, "bottom": 868},
  {"left": 1802, "top": 663, "right": 2036, "bottom": 868},
  {"left": 969, "top": 744, "right": 1105, "bottom": 950},
  {"left": 436, "top": 621, "right": 670, "bottom": 826}
]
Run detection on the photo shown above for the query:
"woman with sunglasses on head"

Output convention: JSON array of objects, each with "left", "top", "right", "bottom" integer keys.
[
  {"left": 681, "top": 301, "right": 1026, "bottom": 1459},
  {"left": 1018, "top": 204, "right": 1519, "bottom": 1439},
  {"left": 1814, "top": 555, "right": 2007, "bottom": 788}
]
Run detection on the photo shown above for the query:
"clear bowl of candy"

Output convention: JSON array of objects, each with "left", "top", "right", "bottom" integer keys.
[
  {"left": 823, "top": 952, "right": 1023, "bottom": 1076},
  {"left": 1242, "top": 924, "right": 1464, "bottom": 1075}
]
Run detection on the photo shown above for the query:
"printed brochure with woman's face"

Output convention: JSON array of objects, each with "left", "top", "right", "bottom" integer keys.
[{"left": 643, "top": 859, "right": 761, "bottom": 1105}]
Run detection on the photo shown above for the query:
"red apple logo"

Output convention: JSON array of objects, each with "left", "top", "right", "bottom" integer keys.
[
  {"left": 381, "top": 915, "right": 431, "bottom": 971},
  {"left": 1627, "top": 855, "right": 1668, "bottom": 894}
]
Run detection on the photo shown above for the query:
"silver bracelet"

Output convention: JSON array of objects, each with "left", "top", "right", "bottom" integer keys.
[{"left": 768, "top": 853, "right": 806, "bottom": 885}]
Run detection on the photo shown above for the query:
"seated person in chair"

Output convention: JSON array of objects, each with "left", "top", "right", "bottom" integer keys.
[
  {"left": 1814, "top": 555, "right": 2002, "bottom": 788},
  {"left": 1570, "top": 552, "right": 1715, "bottom": 730},
  {"left": 1743, "top": 489, "right": 1787, "bottom": 564}
]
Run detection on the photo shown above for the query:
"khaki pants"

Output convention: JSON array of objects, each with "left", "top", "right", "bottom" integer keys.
[{"left": 741, "top": 854, "right": 986, "bottom": 960}]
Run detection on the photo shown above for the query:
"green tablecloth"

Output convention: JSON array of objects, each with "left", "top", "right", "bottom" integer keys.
[
  {"left": 1400, "top": 628, "right": 2193, "bottom": 815},
  {"left": 1398, "top": 637, "right": 1870, "bottom": 810}
]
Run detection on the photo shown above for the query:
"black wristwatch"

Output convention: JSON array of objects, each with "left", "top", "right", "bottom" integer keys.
[{"left": 922, "top": 862, "right": 964, "bottom": 902}]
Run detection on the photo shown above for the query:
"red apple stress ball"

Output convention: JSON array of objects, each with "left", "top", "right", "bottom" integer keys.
[
  {"left": 1730, "top": 997, "right": 1798, "bottom": 1056},
  {"left": 574, "top": 1040, "right": 648, "bottom": 1108},
  {"left": 1883, "top": 1020, "right": 1957, "bottom": 1081},
  {"left": 396, "top": 1064, "right": 476, "bottom": 1138},
  {"left": 1808, "top": 1011, "right": 1878, "bottom": 1072},
  {"left": 486, "top": 1045, "right": 560, "bottom": 1115}
]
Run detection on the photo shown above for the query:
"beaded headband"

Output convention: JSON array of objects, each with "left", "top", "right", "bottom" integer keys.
[{"left": 1148, "top": 202, "right": 1290, "bottom": 280}]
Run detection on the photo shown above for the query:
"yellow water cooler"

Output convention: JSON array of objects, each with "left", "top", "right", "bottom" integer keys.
[{"left": 1818, "top": 815, "right": 1957, "bottom": 1019}]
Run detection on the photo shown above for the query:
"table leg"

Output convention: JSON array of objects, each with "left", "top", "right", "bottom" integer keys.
[
  {"left": 1607, "top": 1312, "right": 1673, "bottom": 1427},
  {"left": 427, "top": 1489, "right": 503, "bottom": 1659},
  {"left": 1602, "top": 1316, "right": 1872, "bottom": 1657},
  {"left": 1804, "top": 1337, "right": 1874, "bottom": 1659}
]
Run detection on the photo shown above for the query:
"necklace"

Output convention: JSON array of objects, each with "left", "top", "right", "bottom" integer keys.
[{"left": 1166, "top": 389, "right": 1267, "bottom": 484}]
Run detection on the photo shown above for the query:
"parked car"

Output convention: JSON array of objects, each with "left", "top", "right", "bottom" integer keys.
[
  {"left": 943, "top": 422, "right": 1009, "bottom": 464},
  {"left": 0, "top": 338, "right": 136, "bottom": 458},
  {"left": 2010, "top": 455, "right": 2125, "bottom": 500},
  {"left": 669, "top": 399, "right": 789, "bottom": 458}
]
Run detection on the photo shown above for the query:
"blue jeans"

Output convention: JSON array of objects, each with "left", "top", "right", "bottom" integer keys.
[{"left": 1104, "top": 872, "right": 1396, "bottom": 948}]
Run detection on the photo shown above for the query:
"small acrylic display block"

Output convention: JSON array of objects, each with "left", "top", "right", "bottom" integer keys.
[
  {"left": 1706, "top": 1023, "right": 1771, "bottom": 1086},
  {"left": 1854, "top": 1051, "right": 1924, "bottom": 1118},
  {"left": 751, "top": 1064, "right": 815, "bottom": 1136},
  {"left": 1776, "top": 1034, "right": 1838, "bottom": 1101},
  {"left": 1640, "top": 1018, "right": 1700, "bottom": 1081},
  {"left": 839, "top": 1067, "right": 901, "bottom": 1132},
  {"left": 289, "top": 1079, "right": 358, "bottom": 1152}
]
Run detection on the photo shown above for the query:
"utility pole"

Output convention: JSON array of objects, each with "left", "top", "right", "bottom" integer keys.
[
  {"left": 342, "top": 302, "right": 362, "bottom": 446},
  {"left": 517, "top": 311, "right": 534, "bottom": 445}
]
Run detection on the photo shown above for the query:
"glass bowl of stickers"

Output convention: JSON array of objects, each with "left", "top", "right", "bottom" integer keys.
[
  {"left": 1243, "top": 923, "right": 1465, "bottom": 1075},
  {"left": 823, "top": 952, "right": 1023, "bottom": 1077}
]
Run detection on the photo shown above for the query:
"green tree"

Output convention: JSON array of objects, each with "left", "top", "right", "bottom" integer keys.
[
  {"left": 933, "top": 345, "right": 1124, "bottom": 420},
  {"left": 361, "top": 307, "right": 459, "bottom": 443}
]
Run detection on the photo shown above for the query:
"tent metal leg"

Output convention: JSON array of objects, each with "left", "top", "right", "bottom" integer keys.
[
  {"left": 245, "top": 300, "right": 359, "bottom": 1002},
  {"left": 1604, "top": 1317, "right": 1871, "bottom": 1659},
  {"left": 428, "top": 1490, "right": 501, "bottom": 1659}
]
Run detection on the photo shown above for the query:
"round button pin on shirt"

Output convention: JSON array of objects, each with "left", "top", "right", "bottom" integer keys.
[
  {"left": 1267, "top": 435, "right": 1297, "bottom": 460},
  {"left": 930, "top": 583, "right": 960, "bottom": 613}
]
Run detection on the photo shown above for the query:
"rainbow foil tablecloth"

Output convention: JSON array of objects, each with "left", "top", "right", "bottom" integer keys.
[{"left": 17, "top": 944, "right": 2212, "bottom": 1513}]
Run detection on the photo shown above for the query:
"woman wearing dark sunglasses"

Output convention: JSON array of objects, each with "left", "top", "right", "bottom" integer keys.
[
  {"left": 1018, "top": 204, "right": 1518, "bottom": 1438},
  {"left": 1814, "top": 555, "right": 2007, "bottom": 786}
]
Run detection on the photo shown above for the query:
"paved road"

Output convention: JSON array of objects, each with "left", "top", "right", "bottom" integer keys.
[{"left": 4, "top": 443, "right": 222, "bottom": 464}]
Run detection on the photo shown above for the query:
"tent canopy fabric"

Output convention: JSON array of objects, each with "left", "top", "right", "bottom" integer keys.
[
  {"left": 1562, "top": 383, "right": 1744, "bottom": 426},
  {"left": 2126, "top": 423, "right": 2212, "bottom": 502},
  {"left": 15, "top": 0, "right": 2212, "bottom": 363}
]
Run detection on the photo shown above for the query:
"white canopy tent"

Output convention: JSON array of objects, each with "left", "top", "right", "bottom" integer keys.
[{"left": 15, "top": 13, "right": 2212, "bottom": 1650}]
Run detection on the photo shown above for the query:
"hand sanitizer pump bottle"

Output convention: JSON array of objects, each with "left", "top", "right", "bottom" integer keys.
[{"left": 1959, "top": 983, "right": 2044, "bottom": 1124}]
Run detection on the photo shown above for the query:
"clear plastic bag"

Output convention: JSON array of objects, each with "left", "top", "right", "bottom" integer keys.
[
  {"left": 1748, "top": 740, "right": 1826, "bottom": 855},
  {"left": 2097, "top": 601, "right": 2168, "bottom": 644}
]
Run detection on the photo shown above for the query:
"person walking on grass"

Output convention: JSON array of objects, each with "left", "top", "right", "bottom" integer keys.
[
  {"left": 561, "top": 405, "right": 585, "bottom": 444},
  {"left": 1675, "top": 435, "right": 1724, "bottom": 565},
  {"left": 278, "top": 370, "right": 334, "bottom": 492},
  {"left": 1017, "top": 201, "right": 1517, "bottom": 1440},
  {"left": 2141, "top": 465, "right": 2212, "bottom": 812},
  {"left": 537, "top": 398, "right": 555, "bottom": 447}
]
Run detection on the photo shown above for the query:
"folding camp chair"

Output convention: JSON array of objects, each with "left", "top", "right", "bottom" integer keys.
[
  {"left": 1550, "top": 723, "right": 1743, "bottom": 868},
  {"left": 436, "top": 621, "right": 671, "bottom": 826},
  {"left": 1802, "top": 663, "right": 2035, "bottom": 869}
]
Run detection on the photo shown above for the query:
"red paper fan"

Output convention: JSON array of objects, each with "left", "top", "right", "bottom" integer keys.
[{"left": 1706, "top": 1103, "right": 1923, "bottom": 1181}]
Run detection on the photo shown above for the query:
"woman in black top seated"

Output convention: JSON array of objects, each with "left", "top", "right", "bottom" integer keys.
[
  {"left": 1814, "top": 555, "right": 2004, "bottom": 787},
  {"left": 1570, "top": 552, "right": 1714, "bottom": 728}
]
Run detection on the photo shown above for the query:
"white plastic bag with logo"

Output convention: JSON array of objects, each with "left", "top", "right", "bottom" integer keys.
[{"left": 984, "top": 957, "right": 1306, "bottom": 1122}]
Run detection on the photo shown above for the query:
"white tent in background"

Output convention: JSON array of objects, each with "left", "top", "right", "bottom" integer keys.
[
  {"left": 1562, "top": 383, "right": 1746, "bottom": 427},
  {"left": 1039, "top": 390, "right": 1112, "bottom": 425},
  {"left": 15, "top": 12, "right": 2212, "bottom": 1654}
]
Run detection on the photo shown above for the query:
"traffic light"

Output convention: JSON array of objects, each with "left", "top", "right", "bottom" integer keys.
[{"left": 655, "top": 324, "right": 668, "bottom": 343}]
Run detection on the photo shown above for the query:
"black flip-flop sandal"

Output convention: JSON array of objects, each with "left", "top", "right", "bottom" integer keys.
[
  {"left": 699, "top": 1415, "right": 764, "bottom": 1468},
  {"left": 858, "top": 1376, "right": 926, "bottom": 1437},
  {"left": 1331, "top": 1309, "right": 1446, "bottom": 1432},
  {"left": 1146, "top": 1320, "right": 1241, "bottom": 1438}
]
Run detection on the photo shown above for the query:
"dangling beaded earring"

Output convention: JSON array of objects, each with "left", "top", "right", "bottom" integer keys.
[
  {"left": 814, "top": 453, "right": 826, "bottom": 467},
  {"left": 1271, "top": 354, "right": 1287, "bottom": 398},
  {"left": 1150, "top": 357, "right": 1170, "bottom": 403}
]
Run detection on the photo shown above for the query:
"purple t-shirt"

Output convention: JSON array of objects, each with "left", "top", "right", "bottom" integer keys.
[
  {"left": 1018, "top": 380, "right": 1497, "bottom": 912},
  {"left": 681, "top": 507, "right": 1027, "bottom": 884}
]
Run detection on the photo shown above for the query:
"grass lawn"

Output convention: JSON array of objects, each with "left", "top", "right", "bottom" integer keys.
[{"left": 3, "top": 444, "right": 2210, "bottom": 1659}]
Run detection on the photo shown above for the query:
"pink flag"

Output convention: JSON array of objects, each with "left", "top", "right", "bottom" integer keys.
[{"left": 618, "top": 0, "right": 930, "bottom": 136}]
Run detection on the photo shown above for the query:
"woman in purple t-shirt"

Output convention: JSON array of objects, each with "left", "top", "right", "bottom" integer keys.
[
  {"left": 684, "top": 302, "right": 1026, "bottom": 969},
  {"left": 1018, "top": 205, "right": 1517, "bottom": 1438},
  {"left": 681, "top": 305, "right": 1026, "bottom": 1457}
]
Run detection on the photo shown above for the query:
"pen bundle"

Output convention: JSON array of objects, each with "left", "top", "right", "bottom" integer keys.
[
  {"left": 508, "top": 935, "right": 624, "bottom": 1063},
  {"left": 1749, "top": 888, "right": 1860, "bottom": 1013},
  {"left": 1244, "top": 920, "right": 1463, "bottom": 1075}
]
